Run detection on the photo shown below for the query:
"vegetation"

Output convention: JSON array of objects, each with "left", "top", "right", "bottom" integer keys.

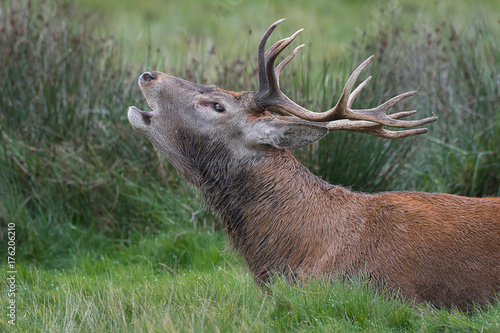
[{"left": 0, "top": 0, "right": 499, "bottom": 331}]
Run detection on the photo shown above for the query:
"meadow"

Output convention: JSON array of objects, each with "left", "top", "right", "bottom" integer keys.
[{"left": 1, "top": 0, "right": 499, "bottom": 331}]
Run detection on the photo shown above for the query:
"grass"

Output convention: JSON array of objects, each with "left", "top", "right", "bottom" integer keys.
[
  {"left": 3, "top": 260, "right": 500, "bottom": 332},
  {"left": 0, "top": 0, "right": 499, "bottom": 331}
]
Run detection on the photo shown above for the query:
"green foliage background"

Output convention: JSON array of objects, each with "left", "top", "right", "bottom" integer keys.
[{"left": 1, "top": 0, "right": 499, "bottom": 331}]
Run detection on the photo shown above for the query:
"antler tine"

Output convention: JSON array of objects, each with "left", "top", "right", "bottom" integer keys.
[
  {"left": 344, "top": 91, "right": 437, "bottom": 128},
  {"left": 348, "top": 76, "right": 372, "bottom": 108},
  {"left": 264, "top": 28, "right": 304, "bottom": 94},
  {"left": 264, "top": 38, "right": 285, "bottom": 60},
  {"left": 266, "top": 29, "right": 304, "bottom": 60},
  {"left": 258, "top": 18, "right": 286, "bottom": 92},
  {"left": 318, "top": 55, "right": 375, "bottom": 121},
  {"left": 275, "top": 44, "right": 305, "bottom": 82},
  {"left": 324, "top": 119, "right": 429, "bottom": 138}
]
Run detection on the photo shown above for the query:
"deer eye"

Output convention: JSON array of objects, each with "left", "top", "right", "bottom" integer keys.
[{"left": 212, "top": 103, "right": 225, "bottom": 113}]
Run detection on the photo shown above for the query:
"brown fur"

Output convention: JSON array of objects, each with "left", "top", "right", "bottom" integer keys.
[
  {"left": 205, "top": 148, "right": 500, "bottom": 310},
  {"left": 216, "top": 88, "right": 245, "bottom": 99}
]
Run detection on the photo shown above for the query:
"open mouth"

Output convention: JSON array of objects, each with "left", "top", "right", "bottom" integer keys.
[
  {"left": 129, "top": 106, "right": 154, "bottom": 124},
  {"left": 128, "top": 72, "right": 159, "bottom": 130},
  {"left": 128, "top": 105, "right": 155, "bottom": 131},
  {"left": 134, "top": 72, "right": 158, "bottom": 122},
  {"left": 134, "top": 107, "right": 154, "bottom": 119}
]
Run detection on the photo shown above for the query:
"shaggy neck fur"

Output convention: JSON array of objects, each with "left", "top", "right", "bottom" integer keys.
[{"left": 181, "top": 133, "right": 364, "bottom": 283}]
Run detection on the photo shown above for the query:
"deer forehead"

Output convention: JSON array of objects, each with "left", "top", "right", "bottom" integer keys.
[
  {"left": 141, "top": 73, "right": 215, "bottom": 104},
  {"left": 141, "top": 72, "right": 230, "bottom": 99}
]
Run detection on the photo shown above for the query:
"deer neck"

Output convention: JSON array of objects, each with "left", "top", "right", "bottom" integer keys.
[
  {"left": 200, "top": 147, "right": 331, "bottom": 222},
  {"left": 195, "top": 143, "right": 351, "bottom": 281}
]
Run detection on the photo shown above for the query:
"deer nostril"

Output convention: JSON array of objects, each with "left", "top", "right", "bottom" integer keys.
[{"left": 140, "top": 72, "right": 156, "bottom": 83}]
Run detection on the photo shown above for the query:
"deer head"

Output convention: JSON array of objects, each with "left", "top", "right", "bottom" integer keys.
[{"left": 128, "top": 19, "right": 437, "bottom": 188}]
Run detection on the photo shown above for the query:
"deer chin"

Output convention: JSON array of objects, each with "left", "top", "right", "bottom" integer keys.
[{"left": 128, "top": 106, "right": 155, "bottom": 133}]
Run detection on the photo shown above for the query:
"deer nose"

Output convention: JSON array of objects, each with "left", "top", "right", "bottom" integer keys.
[{"left": 140, "top": 72, "right": 156, "bottom": 83}]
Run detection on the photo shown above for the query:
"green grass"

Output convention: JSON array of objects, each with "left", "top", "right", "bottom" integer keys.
[
  {"left": 3, "top": 259, "right": 500, "bottom": 332},
  {"left": 1, "top": 0, "right": 499, "bottom": 331}
]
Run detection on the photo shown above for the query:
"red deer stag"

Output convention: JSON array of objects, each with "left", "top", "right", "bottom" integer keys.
[{"left": 128, "top": 19, "right": 500, "bottom": 310}]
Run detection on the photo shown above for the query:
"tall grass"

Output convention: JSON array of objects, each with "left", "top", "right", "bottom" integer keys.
[
  {"left": 356, "top": 14, "right": 500, "bottom": 196},
  {"left": 295, "top": 13, "right": 500, "bottom": 195},
  {"left": 0, "top": 0, "right": 209, "bottom": 265},
  {"left": 1, "top": 0, "right": 499, "bottom": 332}
]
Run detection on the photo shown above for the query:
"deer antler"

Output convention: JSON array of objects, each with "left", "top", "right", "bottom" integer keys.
[{"left": 255, "top": 19, "right": 438, "bottom": 139}]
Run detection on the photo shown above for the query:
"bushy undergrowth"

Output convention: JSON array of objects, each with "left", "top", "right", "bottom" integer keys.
[
  {"left": 0, "top": 0, "right": 210, "bottom": 265},
  {"left": 1, "top": 0, "right": 499, "bottom": 331}
]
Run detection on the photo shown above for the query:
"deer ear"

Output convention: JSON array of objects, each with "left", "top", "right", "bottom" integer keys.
[{"left": 255, "top": 118, "right": 328, "bottom": 149}]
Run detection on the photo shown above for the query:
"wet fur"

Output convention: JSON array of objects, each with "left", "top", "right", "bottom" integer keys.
[{"left": 173, "top": 128, "right": 500, "bottom": 310}]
